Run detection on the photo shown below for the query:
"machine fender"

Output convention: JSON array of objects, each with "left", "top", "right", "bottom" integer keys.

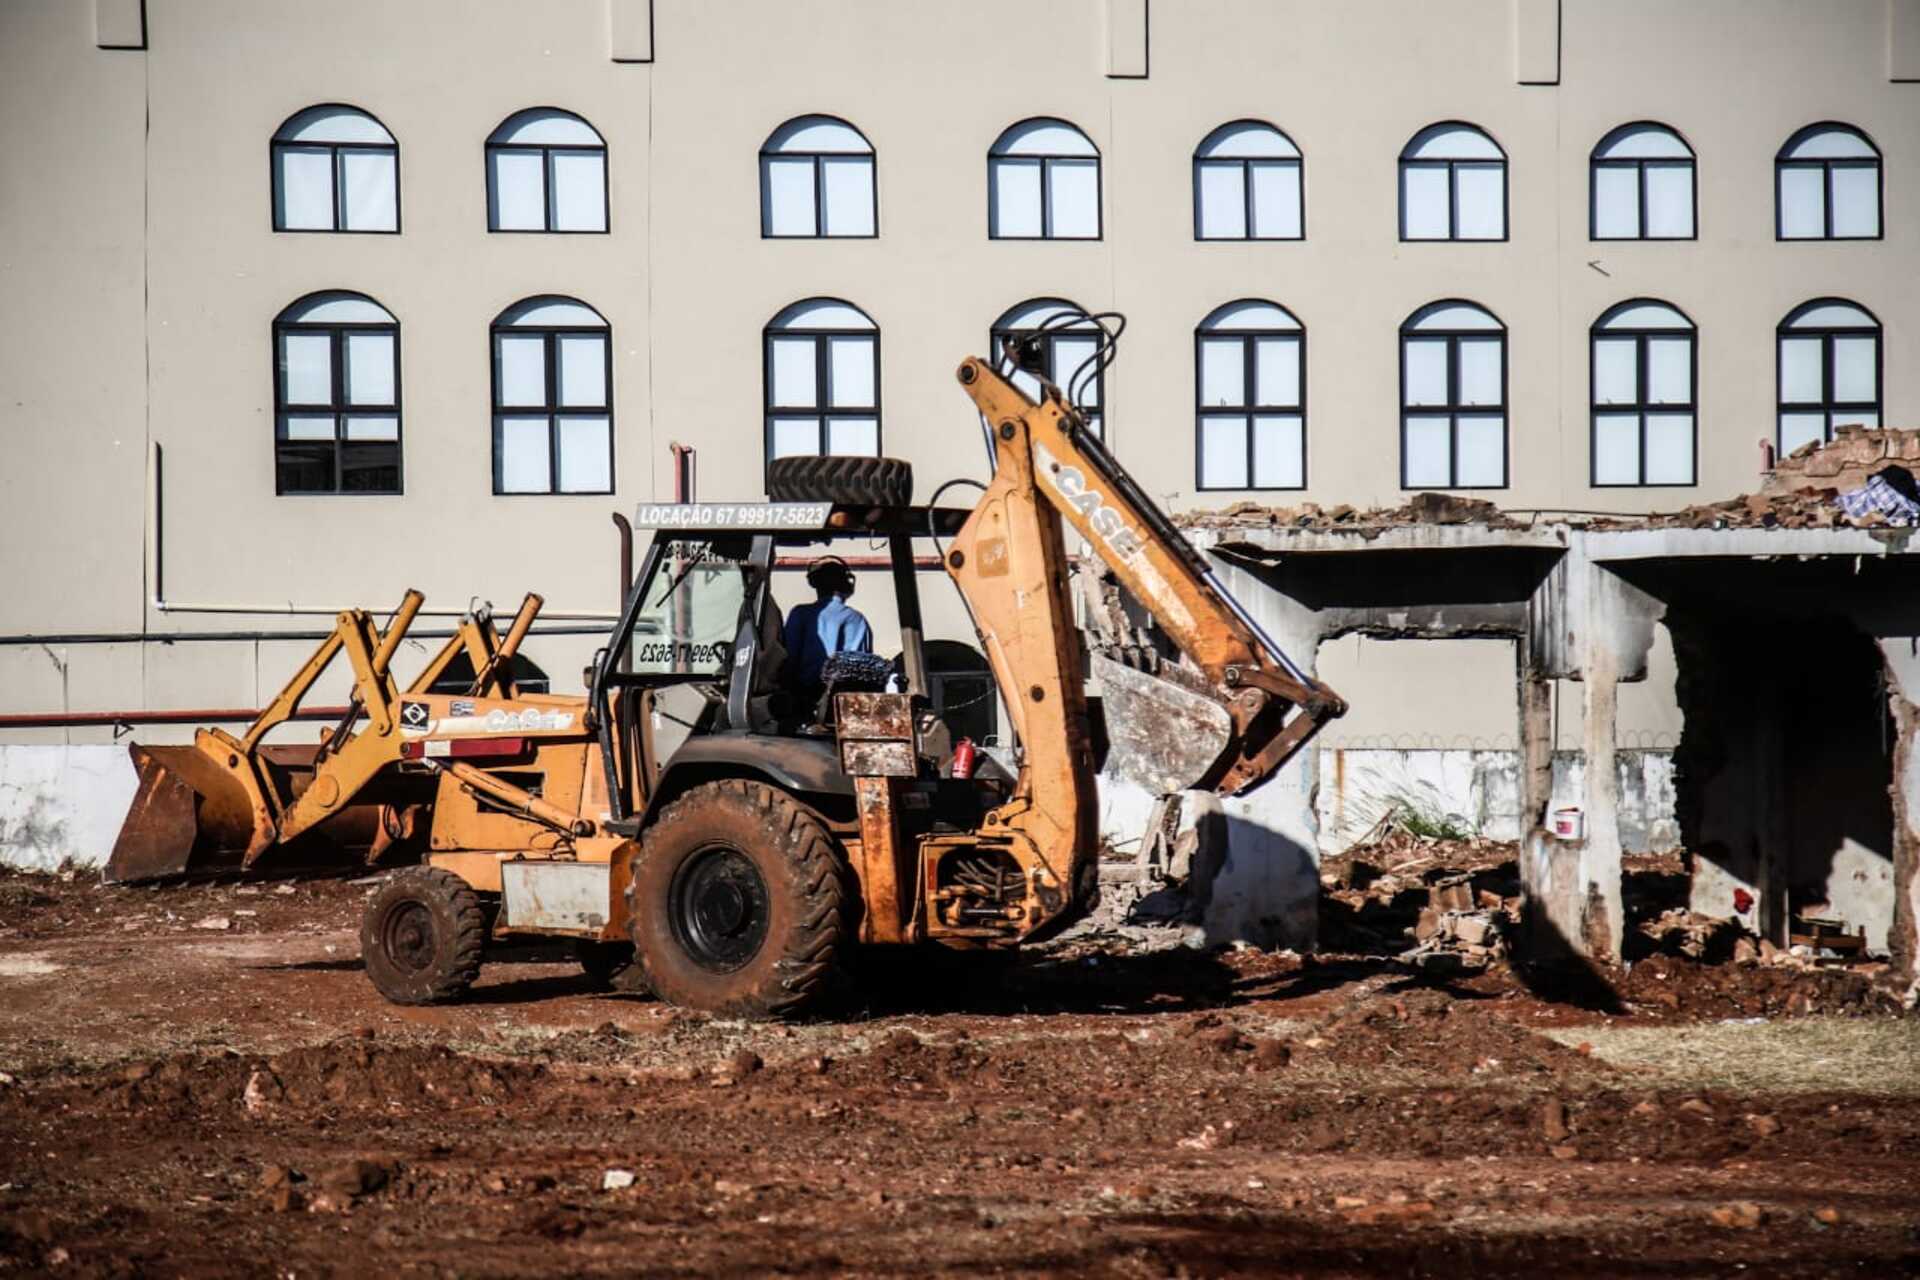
[{"left": 639, "top": 733, "right": 854, "bottom": 827}]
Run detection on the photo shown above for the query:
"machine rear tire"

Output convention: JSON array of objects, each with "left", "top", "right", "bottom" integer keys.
[
  {"left": 360, "top": 868, "right": 486, "bottom": 1006},
  {"left": 626, "top": 779, "right": 847, "bottom": 1019},
  {"left": 766, "top": 455, "right": 913, "bottom": 507}
]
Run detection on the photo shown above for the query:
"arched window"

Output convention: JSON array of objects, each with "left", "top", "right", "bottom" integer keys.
[
  {"left": 1591, "top": 301, "right": 1696, "bottom": 487},
  {"left": 1777, "top": 124, "right": 1881, "bottom": 240},
  {"left": 1591, "top": 123, "right": 1695, "bottom": 240},
  {"left": 764, "top": 299, "right": 880, "bottom": 467},
  {"left": 273, "top": 291, "right": 400, "bottom": 494},
  {"left": 760, "top": 115, "right": 875, "bottom": 238},
  {"left": 486, "top": 109, "right": 608, "bottom": 233},
  {"left": 1400, "top": 301, "right": 1506, "bottom": 489},
  {"left": 989, "top": 299, "right": 1105, "bottom": 437},
  {"left": 271, "top": 105, "right": 397, "bottom": 233},
  {"left": 491, "top": 297, "right": 612, "bottom": 494},
  {"left": 1193, "top": 121, "right": 1302, "bottom": 240},
  {"left": 988, "top": 118, "right": 1100, "bottom": 240},
  {"left": 1778, "top": 299, "right": 1882, "bottom": 455},
  {"left": 1399, "top": 123, "right": 1506, "bottom": 241},
  {"left": 1195, "top": 301, "right": 1305, "bottom": 490}
]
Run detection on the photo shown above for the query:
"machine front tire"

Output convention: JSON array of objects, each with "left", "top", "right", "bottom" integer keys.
[
  {"left": 626, "top": 780, "right": 847, "bottom": 1019},
  {"left": 766, "top": 455, "right": 913, "bottom": 507},
  {"left": 360, "top": 868, "right": 486, "bottom": 1006}
]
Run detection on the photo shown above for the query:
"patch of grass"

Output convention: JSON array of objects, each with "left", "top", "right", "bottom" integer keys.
[
  {"left": 1543, "top": 1017, "right": 1920, "bottom": 1095},
  {"left": 1394, "top": 806, "right": 1474, "bottom": 842}
]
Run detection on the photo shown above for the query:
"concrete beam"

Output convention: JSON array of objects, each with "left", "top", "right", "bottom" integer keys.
[
  {"left": 1105, "top": 0, "right": 1149, "bottom": 78},
  {"left": 94, "top": 0, "right": 144, "bottom": 50},
  {"left": 608, "top": 0, "right": 653, "bottom": 63},
  {"left": 1512, "top": 0, "right": 1560, "bottom": 84}
]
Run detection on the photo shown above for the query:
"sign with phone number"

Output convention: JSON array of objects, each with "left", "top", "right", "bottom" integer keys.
[{"left": 633, "top": 502, "right": 832, "bottom": 530}]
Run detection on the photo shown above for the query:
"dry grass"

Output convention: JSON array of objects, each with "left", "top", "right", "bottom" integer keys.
[{"left": 1544, "top": 1017, "right": 1920, "bottom": 1095}]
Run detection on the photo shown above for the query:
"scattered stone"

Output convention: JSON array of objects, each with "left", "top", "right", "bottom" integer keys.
[
  {"left": 602, "top": 1169, "right": 637, "bottom": 1191},
  {"left": 1549, "top": 1144, "right": 1579, "bottom": 1161},
  {"left": 191, "top": 916, "right": 232, "bottom": 931},
  {"left": 316, "top": 1159, "right": 391, "bottom": 1198},
  {"left": 713, "top": 1178, "right": 753, "bottom": 1197},
  {"left": 1708, "top": 1201, "right": 1766, "bottom": 1229},
  {"left": 722, "top": 1049, "right": 763, "bottom": 1079},
  {"left": 1250, "top": 1039, "right": 1291, "bottom": 1071},
  {"left": 258, "top": 1165, "right": 293, "bottom": 1191},
  {"left": 1541, "top": 1097, "right": 1570, "bottom": 1143},
  {"left": 1745, "top": 1113, "right": 1781, "bottom": 1138},
  {"left": 267, "top": 1182, "right": 301, "bottom": 1213},
  {"left": 1332, "top": 1195, "right": 1369, "bottom": 1210},
  {"left": 1813, "top": 1206, "right": 1842, "bottom": 1226},
  {"left": 242, "top": 1069, "right": 283, "bottom": 1114},
  {"left": 1198, "top": 1026, "right": 1248, "bottom": 1054}
]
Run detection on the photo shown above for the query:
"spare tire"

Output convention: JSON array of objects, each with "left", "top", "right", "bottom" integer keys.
[{"left": 767, "top": 455, "right": 913, "bottom": 507}]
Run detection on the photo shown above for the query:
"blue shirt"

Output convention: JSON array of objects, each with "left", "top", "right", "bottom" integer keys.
[{"left": 782, "top": 595, "right": 873, "bottom": 685}]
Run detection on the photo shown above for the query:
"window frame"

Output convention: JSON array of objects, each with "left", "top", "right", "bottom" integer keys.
[
  {"left": 989, "top": 297, "right": 1106, "bottom": 437},
  {"left": 1397, "top": 121, "right": 1508, "bottom": 243},
  {"left": 1193, "top": 300, "right": 1307, "bottom": 492},
  {"left": 1588, "top": 121, "right": 1697, "bottom": 242},
  {"left": 758, "top": 114, "right": 878, "bottom": 239},
  {"left": 1398, "top": 300, "right": 1509, "bottom": 490},
  {"left": 484, "top": 107, "right": 610, "bottom": 235},
  {"left": 1776, "top": 298, "right": 1883, "bottom": 453},
  {"left": 761, "top": 297, "right": 883, "bottom": 481},
  {"left": 987, "top": 117, "right": 1103, "bottom": 241},
  {"left": 489, "top": 296, "right": 615, "bottom": 496},
  {"left": 1775, "top": 122, "right": 1883, "bottom": 242},
  {"left": 1588, "top": 300, "right": 1698, "bottom": 489},
  {"left": 1191, "top": 119, "right": 1304, "bottom": 242},
  {"left": 271, "top": 292, "right": 403, "bottom": 496},
  {"left": 269, "top": 103, "right": 401, "bottom": 235}
]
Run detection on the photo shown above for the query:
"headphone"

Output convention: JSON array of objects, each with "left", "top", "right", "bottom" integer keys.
[{"left": 805, "top": 555, "right": 854, "bottom": 594}]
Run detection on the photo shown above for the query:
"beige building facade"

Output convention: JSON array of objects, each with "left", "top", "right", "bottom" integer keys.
[{"left": 1, "top": 0, "right": 1915, "bottom": 754}]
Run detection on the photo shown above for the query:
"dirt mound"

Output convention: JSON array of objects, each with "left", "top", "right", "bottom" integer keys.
[
  {"left": 1618, "top": 952, "right": 1907, "bottom": 1020},
  {"left": 1300, "top": 989, "right": 1606, "bottom": 1080},
  {"left": 67, "top": 1037, "right": 542, "bottom": 1117}
]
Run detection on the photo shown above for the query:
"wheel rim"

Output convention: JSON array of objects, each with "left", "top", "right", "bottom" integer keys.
[
  {"left": 382, "top": 900, "right": 436, "bottom": 974},
  {"left": 668, "top": 846, "right": 770, "bottom": 973}
]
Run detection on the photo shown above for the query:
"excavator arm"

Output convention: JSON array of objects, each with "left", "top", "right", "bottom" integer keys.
[{"left": 953, "top": 356, "right": 1345, "bottom": 798}]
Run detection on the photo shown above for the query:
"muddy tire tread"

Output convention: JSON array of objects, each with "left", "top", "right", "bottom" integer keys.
[
  {"left": 765, "top": 455, "right": 912, "bottom": 507},
  {"left": 360, "top": 868, "right": 486, "bottom": 1007}
]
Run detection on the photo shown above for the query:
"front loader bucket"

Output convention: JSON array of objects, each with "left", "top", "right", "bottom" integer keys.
[{"left": 105, "top": 743, "right": 383, "bottom": 883}]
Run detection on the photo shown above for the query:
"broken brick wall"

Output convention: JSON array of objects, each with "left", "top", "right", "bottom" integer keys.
[{"left": 1762, "top": 426, "right": 1920, "bottom": 498}]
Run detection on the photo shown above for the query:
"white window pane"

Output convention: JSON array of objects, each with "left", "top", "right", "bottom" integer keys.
[
  {"left": 990, "top": 158, "right": 1041, "bottom": 237},
  {"left": 1457, "top": 337, "right": 1502, "bottom": 406},
  {"left": 1052, "top": 337, "right": 1099, "bottom": 404},
  {"left": 1199, "top": 416, "right": 1249, "bottom": 489},
  {"left": 1593, "top": 412, "right": 1641, "bottom": 485},
  {"left": 558, "top": 333, "right": 607, "bottom": 408},
  {"left": 1455, "top": 414, "right": 1505, "bottom": 487},
  {"left": 1402, "top": 165, "right": 1449, "bottom": 239},
  {"left": 827, "top": 417, "right": 879, "bottom": 456},
  {"left": 1593, "top": 337, "right": 1637, "bottom": 405},
  {"left": 281, "top": 332, "right": 332, "bottom": 404},
  {"left": 1009, "top": 367, "right": 1042, "bottom": 401},
  {"left": 339, "top": 151, "right": 396, "bottom": 231},
  {"left": 1403, "top": 338, "right": 1448, "bottom": 406},
  {"left": 1644, "top": 413, "right": 1694, "bottom": 484},
  {"left": 771, "top": 418, "right": 820, "bottom": 458},
  {"left": 1199, "top": 337, "right": 1244, "bottom": 407},
  {"left": 551, "top": 151, "right": 606, "bottom": 232},
  {"left": 343, "top": 331, "right": 394, "bottom": 405},
  {"left": 280, "top": 413, "right": 335, "bottom": 441},
  {"left": 1255, "top": 336, "right": 1300, "bottom": 408},
  {"left": 1831, "top": 166, "right": 1878, "bottom": 237},
  {"left": 1780, "top": 336, "right": 1822, "bottom": 403},
  {"left": 1403, "top": 415, "right": 1451, "bottom": 486},
  {"left": 1249, "top": 161, "right": 1301, "bottom": 238},
  {"left": 497, "top": 334, "right": 547, "bottom": 407},
  {"left": 489, "top": 151, "right": 546, "bottom": 230},
  {"left": 820, "top": 157, "right": 874, "bottom": 236},
  {"left": 278, "top": 147, "right": 334, "bottom": 229},
  {"left": 1833, "top": 336, "right": 1877, "bottom": 403},
  {"left": 1779, "top": 167, "right": 1824, "bottom": 238},
  {"left": 556, "top": 415, "right": 611, "bottom": 492},
  {"left": 1047, "top": 158, "right": 1099, "bottom": 238},
  {"left": 1252, "top": 415, "right": 1304, "bottom": 488},
  {"left": 1197, "top": 163, "right": 1246, "bottom": 238},
  {"left": 497, "top": 415, "right": 551, "bottom": 492},
  {"left": 770, "top": 336, "right": 818, "bottom": 408},
  {"left": 1454, "top": 163, "right": 1504, "bottom": 239},
  {"left": 764, "top": 156, "right": 816, "bottom": 236},
  {"left": 1647, "top": 337, "right": 1691, "bottom": 405},
  {"left": 827, "top": 335, "right": 876, "bottom": 408},
  {"left": 343, "top": 414, "right": 398, "bottom": 442},
  {"left": 1779, "top": 412, "right": 1826, "bottom": 455},
  {"left": 1593, "top": 166, "right": 1639, "bottom": 238},
  {"left": 1644, "top": 165, "right": 1692, "bottom": 237}
]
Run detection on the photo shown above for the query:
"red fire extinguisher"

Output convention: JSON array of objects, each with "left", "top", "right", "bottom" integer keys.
[{"left": 950, "top": 737, "right": 977, "bottom": 779}]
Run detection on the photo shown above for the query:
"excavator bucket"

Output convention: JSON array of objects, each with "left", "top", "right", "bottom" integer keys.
[
  {"left": 1091, "top": 654, "right": 1236, "bottom": 795},
  {"left": 105, "top": 742, "right": 381, "bottom": 883}
]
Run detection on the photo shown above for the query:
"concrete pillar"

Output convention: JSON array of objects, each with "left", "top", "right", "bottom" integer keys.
[{"left": 1876, "top": 638, "right": 1920, "bottom": 989}]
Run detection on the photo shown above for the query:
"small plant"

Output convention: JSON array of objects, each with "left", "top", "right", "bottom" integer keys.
[{"left": 1395, "top": 806, "right": 1474, "bottom": 842}]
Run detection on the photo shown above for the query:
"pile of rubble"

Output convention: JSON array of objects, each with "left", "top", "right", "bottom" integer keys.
[
  {"left": 1178, "top": 491, "right": 1520, "bottom": 532},
  {"left": 1319, "top": 830, "right": 1521, "bottom": 968}
]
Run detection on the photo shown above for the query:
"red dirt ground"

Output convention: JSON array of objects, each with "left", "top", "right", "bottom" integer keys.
[{"left": 0, "top": 869, "right": 1916, "bottom": 1277}]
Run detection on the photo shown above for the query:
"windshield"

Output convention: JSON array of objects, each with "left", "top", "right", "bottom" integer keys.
[{"left": 628, "top": 537, "right": 752, "bottom": 677}]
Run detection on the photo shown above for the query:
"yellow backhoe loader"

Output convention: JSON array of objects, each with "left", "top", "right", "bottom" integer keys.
[{"left": 108, "top": 318, "right": 1344, "bottom": 1016}]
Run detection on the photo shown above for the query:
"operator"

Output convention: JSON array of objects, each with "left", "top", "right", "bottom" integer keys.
[{"left": 782, "top": 556, "right": 873, "bottom": 705}]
